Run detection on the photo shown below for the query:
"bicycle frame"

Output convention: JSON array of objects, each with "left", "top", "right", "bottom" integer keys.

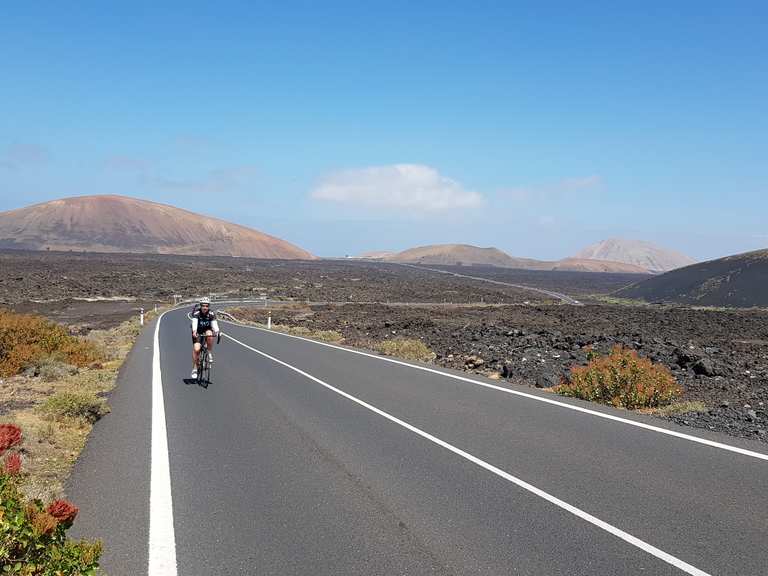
[{"left": 196, "top": 332, "right": 221, "bottom": 384}]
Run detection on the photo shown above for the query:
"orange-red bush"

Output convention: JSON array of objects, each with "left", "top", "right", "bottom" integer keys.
[
  {"left": 0, "top": 425, "right": 102, "bottom": 571},
  {"left": 47, "top": 499, "right": 79, "bottom": 526},
  {"left": 0, "top": 310, "right": 102, "bottom": 377},
  {"left": 0, "top": 423, "right": 23, "bottom": 452},
  {"left": 556, "top": 346, "right": 681, "bottom": 409},
  {"left": 4, "top": 452, "right": 22, "bottom": 475}
]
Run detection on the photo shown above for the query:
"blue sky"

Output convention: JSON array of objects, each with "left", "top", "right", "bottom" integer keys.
[{"left": 1, "top": 1, "right": 766, "bottom": 259}]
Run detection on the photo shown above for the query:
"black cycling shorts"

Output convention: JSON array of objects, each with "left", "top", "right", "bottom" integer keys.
[{"left": 192, "top": 332, "right": 212, "bottom": 344}]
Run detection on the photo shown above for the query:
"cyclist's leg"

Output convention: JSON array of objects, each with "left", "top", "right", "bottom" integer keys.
[
  {"left": 204, "top": 330, "right": 215, "bottom": 363},
  {"left": 192, "top": 334, "right": 202, "bottom": 368}
]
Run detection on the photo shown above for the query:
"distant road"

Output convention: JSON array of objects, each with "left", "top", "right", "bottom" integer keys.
[
  {"left": 215, "top": 298, "right": 552, "bottom": 308},
  {"left": 392, "top": 263, "right": 584, "bottom": 305},
  {"left": 68, "top": 306, "right": 768, "bottom": 575}
]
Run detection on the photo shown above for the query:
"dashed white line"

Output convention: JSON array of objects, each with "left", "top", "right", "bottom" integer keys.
[
  {"left": 149, "top": 311, "right": 178, "bottom": 576},
  {"left": 220, "top": 318, "right": 768, "bottom": 462},
  {"left": 223, "top": 331, "right": 711, "bottom": 576}
]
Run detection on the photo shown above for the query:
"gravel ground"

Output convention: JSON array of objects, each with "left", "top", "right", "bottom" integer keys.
[
  {"left": 0, "top": 251, "right": 555, "bottom": 306},
  {"left": 422, "top": 263, "right": 650, "bottom": 297},
  {"left": 230, "top": 303, "right": 768, "bottom": 443}
]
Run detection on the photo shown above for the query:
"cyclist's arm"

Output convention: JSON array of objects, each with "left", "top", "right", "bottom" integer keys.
[
  {"left": 211, "top": 318, "right": 220, "bottom": 334},
  {"left": 191, "top": 316, "right": 199, "bottom": 334}
]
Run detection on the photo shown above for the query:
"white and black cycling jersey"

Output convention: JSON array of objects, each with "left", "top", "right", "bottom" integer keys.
[{"left": 191, "top": 309, "right": 220, "bottom": 334}]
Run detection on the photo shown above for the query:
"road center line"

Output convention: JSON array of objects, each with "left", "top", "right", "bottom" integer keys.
[
  {"left": 223, "top": 331, "right": 711, "bottom": 576},
  {"left": 149, "top": 312, "right": 178, "bottom": 576},
  {"left": 220, "top": 318, "right": 768, "bottom": 462}
]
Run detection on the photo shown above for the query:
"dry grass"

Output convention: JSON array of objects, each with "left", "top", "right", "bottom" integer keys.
[
  {"left": 588, "top": 295, "right": 650, "bottom": 307},
  {"left": 375, "top": 338, "right": 436, "bottom": 362},
  {"left": 2, "top": 365, "right": 119, "bottom": 500},
  {"left": 271, "top": 324, "right": 344, "bottom": 343},
  {"left": 42, "top": 391, "right": 109, "bottom": 423},
  {"left": 0, "top": 310, "right": 103, "bottom": 377},
  {"left": 0, "top": 309, "right": 161, "bottom": 500},
  {"left": 642, "top": 401, "right": 708, "bottom": 416},
  {"left": 223, "top": 306, "right": 344, "bottom": 343},
  {"left": 225, "top": 306, "right": 438, "bottom": 362}
]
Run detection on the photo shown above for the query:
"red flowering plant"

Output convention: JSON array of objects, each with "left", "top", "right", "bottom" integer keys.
[
  {"left": 0, "top": 423, "right": 22, "bottom": 453},
  {"left": 47, "top": 499, "right": 80, "bottom": 527},
  {"left": 4, "top": 452, "right": 22, "bottom": 475},
  {"left": 0, "top": 424, "right": 101, "bottom": 573},
  {"left": 0, "top": 423, "right": 23, "bottom": 477}
]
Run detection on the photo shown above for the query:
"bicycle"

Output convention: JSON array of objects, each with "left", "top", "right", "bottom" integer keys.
[{"left": 195, "top": 332, "right": 221, "bottom": 385}]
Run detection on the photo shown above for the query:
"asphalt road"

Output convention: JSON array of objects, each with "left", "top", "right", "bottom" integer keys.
[{"left": 69, "top": 307, "right": 768, "bottom": 575}]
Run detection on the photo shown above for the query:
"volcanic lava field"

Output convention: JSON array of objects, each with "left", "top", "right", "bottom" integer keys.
[
  {"left": 0, "top": 250, "right": 559, "bottom": 307},
  {"left": 2, "top": 249, "right": 767, "bottom": 442}
]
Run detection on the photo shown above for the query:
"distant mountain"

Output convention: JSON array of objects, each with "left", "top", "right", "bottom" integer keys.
[
  {"left": 0, "top": 195, "right": 314, "bottom": 259},
  {"left": 385, "top": 244, "right": 546, "bottom": 269},
  {"left": 616, "top": 248, "right": 768, "bottom": 307},
  {"left": 384, "top": 244, "right": 649, "bottom": 273},
  {"left": 574, "top": 238, "right": 695, "bottom": 272}
]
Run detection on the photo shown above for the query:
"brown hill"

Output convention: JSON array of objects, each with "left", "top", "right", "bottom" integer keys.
[
  {"left": 385, "top": 244, "right": 649, "bottom": 273},
  {"left": 386, "top": 244, "right": 546, "bottom": 269},
  {"left": 0, "top": 195, "right": 314, "bottom": 259},
  {"left": 574, "top": 238, "right": 695, "bottom": 272},
  {"left": 358, "top": 250, "right": 396, "bottom": 260},
  {"left": 616, "top": 248, "right": 768, "bottom": 307}
]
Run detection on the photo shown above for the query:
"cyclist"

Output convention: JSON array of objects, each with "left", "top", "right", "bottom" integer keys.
[{"left": 191, "top": 297, "right": 220, "bottom": 379}]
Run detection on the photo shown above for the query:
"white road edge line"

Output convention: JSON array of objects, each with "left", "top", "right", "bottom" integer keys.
[
  {"left": 220, "top": 318, "right": 768, "bottom": 462},
  {"left": 149, "top": 311, "right": 178, "bottom": 576},
  {"left": 223, "top": 332, "right": 710, "bottom": 576}
]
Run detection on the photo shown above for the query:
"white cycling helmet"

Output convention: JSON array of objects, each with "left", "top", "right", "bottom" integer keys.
[{"left": 199, "top": 297, "right": 211, "bottom": 305}]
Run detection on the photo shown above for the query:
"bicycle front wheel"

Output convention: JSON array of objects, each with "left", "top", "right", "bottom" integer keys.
[{"left": 197, "top": 357, "right": 206, "bottom": 384}]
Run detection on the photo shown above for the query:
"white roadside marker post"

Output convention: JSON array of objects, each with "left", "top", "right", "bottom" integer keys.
[
  {"left": 140, "top": 308, "right": 145, "bottom": 326},
  {"left": 267, "top": 313, "right": 272, "bottom": 330}
]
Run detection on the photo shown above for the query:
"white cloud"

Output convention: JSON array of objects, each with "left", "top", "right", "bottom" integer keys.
[{"left": 311, "top": 164, "right": 484, "bottom": 212}]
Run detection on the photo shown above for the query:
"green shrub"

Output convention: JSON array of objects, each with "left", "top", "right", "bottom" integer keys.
[
  {"left": 30, "top": 355, "right": 80, "bottom": 382},
  {"left": 556, "top": 346, "right": 681, "bottom": 409},
  {"left": 0, "top": 424, "right": 102, "bottom": 574},
  {"left": 42, "top": 393, "right": 108, "bottom": 423},
  {"left": 0, "top": 311, "right": 102, "bottom": 378},
  {"left": 376, "top": 339, "right": 436, "bottom": 362}
]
